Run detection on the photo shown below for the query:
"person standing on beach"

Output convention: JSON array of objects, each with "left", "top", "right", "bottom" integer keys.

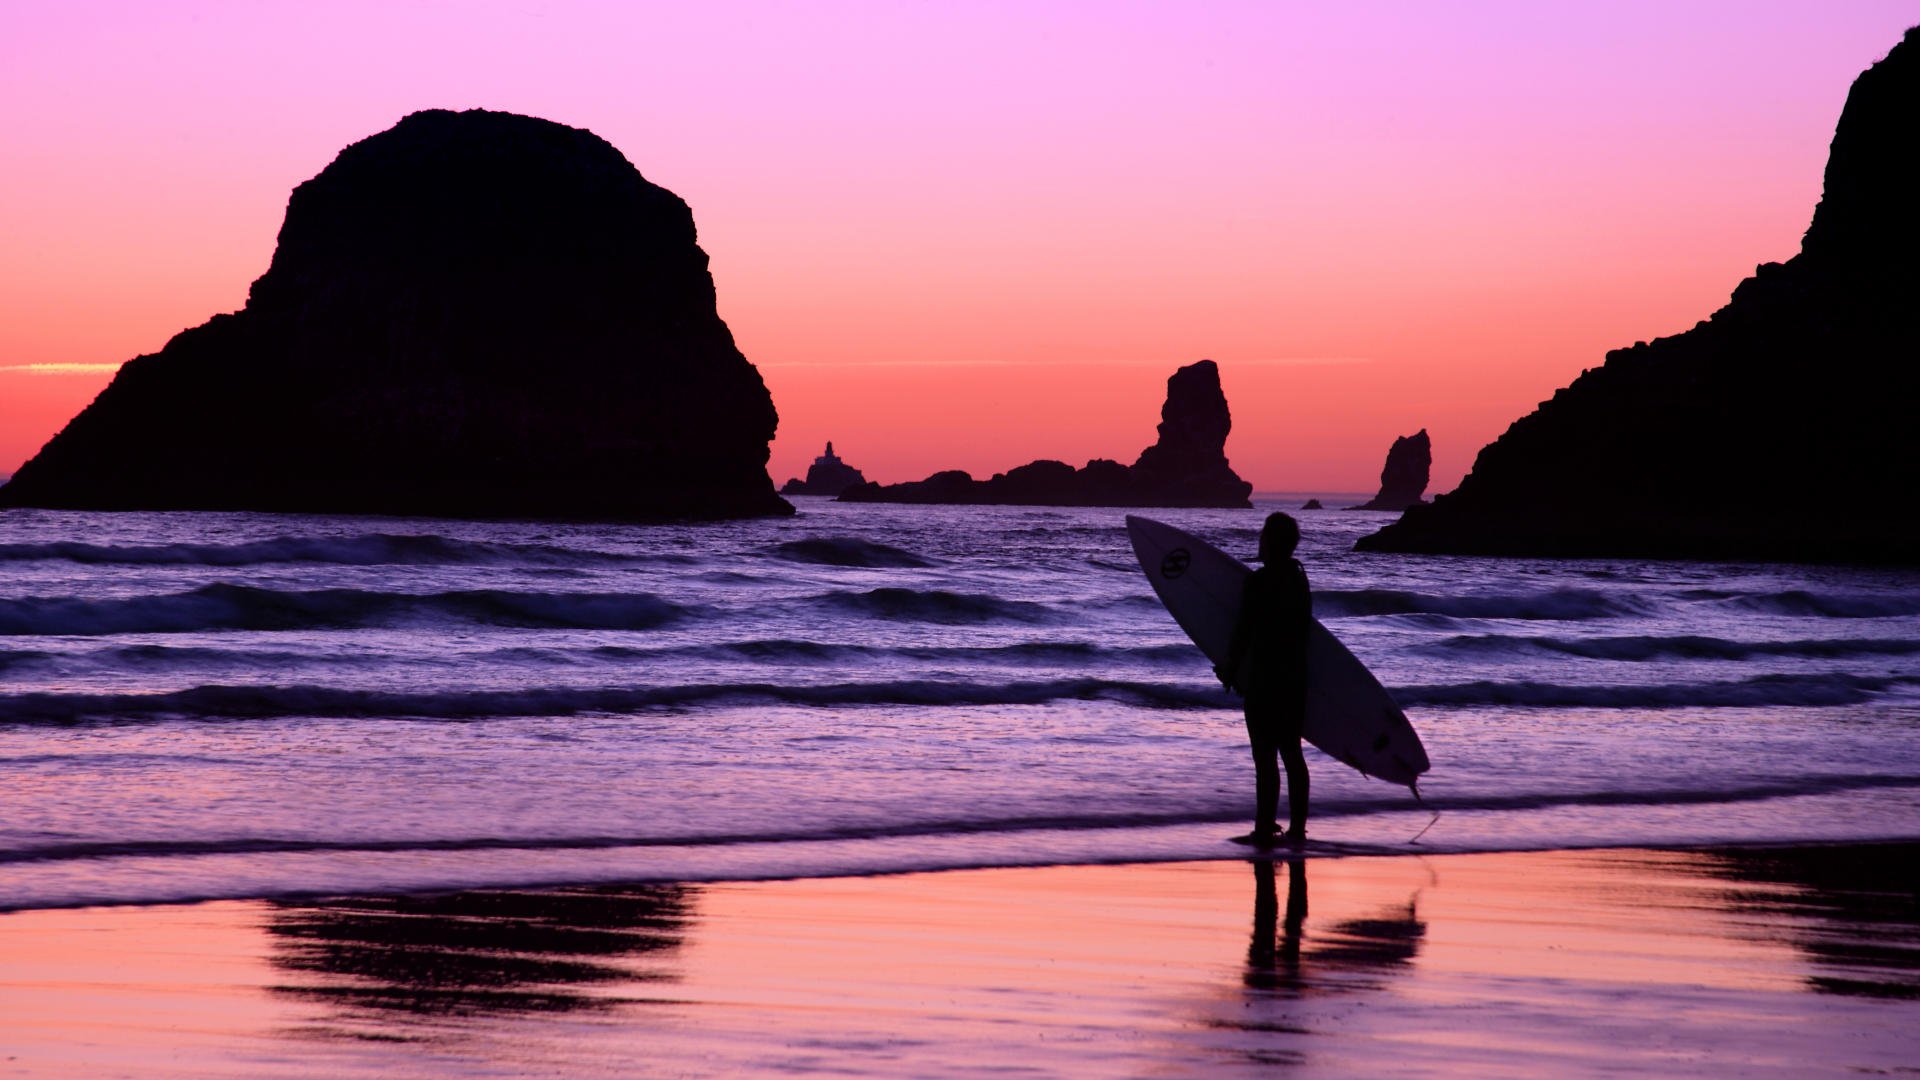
[{"left": 1218, "top": 512, "right": 1312, "bottom": 847}]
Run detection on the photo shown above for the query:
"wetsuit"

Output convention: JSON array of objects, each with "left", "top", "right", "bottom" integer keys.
[{"left": 1225, "top": 558, "right": 1311, "bottom": 837}]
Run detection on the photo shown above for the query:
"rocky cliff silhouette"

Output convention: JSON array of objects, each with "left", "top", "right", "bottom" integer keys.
[
  {"left": 1360, "top": 28, "right": 1920, "bottom": 563},
  {"left": 1349, "top": 430, "right": 1430, "bottom": 511},
  {"left": 838, "top": 360, "right": 1253, "bottom": 507},
  {"left": 0, "top": 109, "right": 790, "bottom": 521}
]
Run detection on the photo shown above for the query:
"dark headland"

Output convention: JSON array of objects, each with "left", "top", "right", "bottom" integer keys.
[
  {"left": 1360, "top": 27, "right": 1920, "bottom": 563},
  {"left": 839, "top": 359, "right": 1253, "bottom": 507},
  {"left": 0, "top": 109, "right": 791, "bottom": 521}
]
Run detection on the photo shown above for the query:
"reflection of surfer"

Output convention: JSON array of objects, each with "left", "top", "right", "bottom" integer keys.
[
  {"left": 1246, "top": 857, "right": 1308, "bottom": 991},
  {"left": 1220, "top": 512, "right": 1311, "bottom": 848},
  {"left": 1246, "top": 857, "right": 1428, "bottom": 996}
]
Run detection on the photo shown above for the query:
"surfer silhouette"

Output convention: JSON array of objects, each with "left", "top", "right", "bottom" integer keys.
[{"left": 1218, "top": 512, "right": 1311, "bottom": 848}]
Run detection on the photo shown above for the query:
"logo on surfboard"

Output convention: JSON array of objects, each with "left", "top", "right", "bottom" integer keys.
[{"left": 1160, "top": 548, "right": 1191, "bottom": 579}]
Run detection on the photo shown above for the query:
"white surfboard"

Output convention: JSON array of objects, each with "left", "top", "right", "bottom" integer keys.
[{"left": 1125, "top": 515, "right": 1431, "bottom": 790}]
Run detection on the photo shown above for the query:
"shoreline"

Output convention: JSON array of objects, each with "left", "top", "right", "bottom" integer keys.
[
  {"left": 4, "top": 841, "right": 1915, "bottom": 1077},
  {"left": 8, "top": 825, "right": 1920, "bottom": 916}
]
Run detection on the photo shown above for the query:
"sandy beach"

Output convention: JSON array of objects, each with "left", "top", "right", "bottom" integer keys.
[{"left": 2, "top": 843, "right": 1915, "bottom": 1078}]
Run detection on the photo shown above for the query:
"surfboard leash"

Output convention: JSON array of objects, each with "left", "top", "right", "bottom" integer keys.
[{"left": 1407, "top": 781, "right": 1441, "bottom": 844}]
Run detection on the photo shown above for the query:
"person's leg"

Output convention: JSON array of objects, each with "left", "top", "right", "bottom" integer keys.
[
  {"left": 1277, "top": 694, "right": 1309, "bottom": 839},
  {"left": 1279, "top": 738, "right": 1308, "bottom": 838},
  {"left": 1244, "top": 705, "right": 1280, "bottom": 836}
]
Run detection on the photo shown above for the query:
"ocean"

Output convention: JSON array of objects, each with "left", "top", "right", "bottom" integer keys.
[{"left": 3, "top": 496, "right": 1918, "bottom": 911}]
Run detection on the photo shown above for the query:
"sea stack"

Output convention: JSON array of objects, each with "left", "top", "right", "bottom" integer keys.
[
  {"left": 1349, "top": 430, "right": 1431, "bottom": 511},
  {"left": 0, "top": 109, "right": 791, "bottom": 521},
  {"left": 781, "top": 442, "right": 868, "bottom": 496},
  {"left": 1359, "top": 28, "right": 1920, "bottom": 563},
  {"left": 839, "top": 360, "right": 1253, "bottom": 507},
  {"left": 1126, "top": 360, "right": 1255, "bottom": 506}
]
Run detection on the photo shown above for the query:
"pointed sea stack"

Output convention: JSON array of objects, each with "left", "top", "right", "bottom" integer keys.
[
  {"left": 781, "top": 442, "right": 868, "bottom": 496},
  {"left": 0, "top": 109, "right": 791, "bottom": 521},
  {"left": 1349, "top": 430, "right": 1430, "bottom": 511},
  {"left": 1128, "top": 360, "right": 1256, "bottom": 506},
  {"left": 1360, "top": 29, "right": 1920, "bottom": 563},
  {"left": 838, "top": 360, "right": 1253, "bottom": 507}
]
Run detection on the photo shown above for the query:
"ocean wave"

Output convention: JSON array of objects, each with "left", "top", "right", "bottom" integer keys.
[
  {"left": 0, "top": 677, "right": 1230, "bottom": 725},
  {"left": 1395, "top": 672, "right": 1920, "bottom": 709},
  {"left": 0, "top": 584, "right": 690, "bottom": 636},
  {"left": 1361, "top": 773, "right": 1920, "bottom": 816},
  {"left": 817, "top": 587, "right": 1055, "bottom": 624},
  {"left": 1716, "top": 590, "right": 1920, "bottom": 619},
  {"left": 0, "top": 643, "right": 322, "bottom": 675},
  {"left": 7, "top": 638, "right": 1204, "bottom": 676},
  {"left": 767, "top": 537, "right": 934, "bottom": 568},
  {"left": 582, "top": 639, "right": 1199, "bottom": 665},
  {"left": 1314, "top": 587, "right": 1641, "bottom": 621},
  {"left": 0, "top": 810, "right": 1234, "bottom": 867},
  {"left": 680, "top": 639, "right": 1199, "bottom": 666},
  {"left": 0, "top": 648, "right": 55, "bottom": 673},
  {"left": 1423, "top": 633, "right": 1920, "bottom": 662},
  {"left": 6, "top": 774, "right": 1915, "bottom": 873},
  {"left": 0, "top": 533, "right": 649, "bottom": 568}
]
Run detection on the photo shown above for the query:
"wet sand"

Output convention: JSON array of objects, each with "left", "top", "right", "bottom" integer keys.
[{"left": 2, "top": 844, "right": 1916, "bottom": 1077}]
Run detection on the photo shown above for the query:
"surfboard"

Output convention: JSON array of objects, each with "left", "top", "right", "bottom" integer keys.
[{"left": 1125, "top": 515, "right": 1431, "bottom": 790}]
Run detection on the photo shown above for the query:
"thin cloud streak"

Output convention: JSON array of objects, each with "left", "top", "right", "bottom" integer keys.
[{"left": 0, "top": 363, "right": 124, "bottom": 375}]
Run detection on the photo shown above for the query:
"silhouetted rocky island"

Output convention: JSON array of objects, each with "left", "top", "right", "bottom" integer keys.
[
  {"left": 838, "top": 360, "right": 1253, "bottom": 507},
  {"left": 0, "top": 109, "right": 790, "bottom": 521},
  {"left": 780, "top": 442, "right": 867, "bottom": 496},
  {"left": 1349, "top": 430, "right": 1430, "bottom": 511},
  {"left": 1360, "top": 28, "right": 1920, "bottom": 563}
]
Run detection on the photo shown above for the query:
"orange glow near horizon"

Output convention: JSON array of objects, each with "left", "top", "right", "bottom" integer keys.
[{"left": 2, "top": 3, "right": 1914, "bottom": 493}]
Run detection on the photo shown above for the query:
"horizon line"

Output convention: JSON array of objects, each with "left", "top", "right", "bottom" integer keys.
[{"left": 756, "top": 357, "right": 1373, "bottom": 369}]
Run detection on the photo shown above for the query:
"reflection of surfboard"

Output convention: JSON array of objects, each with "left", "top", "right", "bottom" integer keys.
[{"left": 1125, "top": 516, "right": 1431, "bottom": 790}]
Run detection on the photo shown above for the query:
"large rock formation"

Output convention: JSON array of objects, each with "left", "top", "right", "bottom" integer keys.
[
  {"left": 1360, "top": 28, "right": 1920, "bottom": 563},
  {"left": 1349, "top": 430, "right": 1430, "bottom": 511},
  {"left": 1126, "top": 360, "right": 1252, "bottom": 504},
  {"left": 0, "top": 109, "right": 790, "bottom": 521},
  {"left": 781, "top": 441, "right": 868, "bottom": 496},
  {"left": 838, "top": 360, "right": 1253, "bottom": 507}
]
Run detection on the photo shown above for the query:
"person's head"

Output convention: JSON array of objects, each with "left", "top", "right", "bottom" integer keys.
[{"left": 1257, "top": 512, "right": 1300, "bottom": 563}]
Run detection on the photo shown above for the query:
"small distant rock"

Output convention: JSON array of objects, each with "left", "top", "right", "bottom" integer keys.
[
  {"left": 1349, "top": 430, "right": 1430, "bottom": 511},
  {"left": 1301, "top": 498, "right": 1324, "bottom": 510},
  {"left": 781, "top": 441, "right": 868, "bottom": 496},
  {"left": 840, "top": 360, "right": 1252, "bottom": 507}
]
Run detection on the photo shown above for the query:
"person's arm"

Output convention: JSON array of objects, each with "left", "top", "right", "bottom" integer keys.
[
  {"left": 1220, "top": 575, "right": 1257, "bottom": 691},
  {"left": 1283, "top": 561, "right": 1312, "bottom": 657}
]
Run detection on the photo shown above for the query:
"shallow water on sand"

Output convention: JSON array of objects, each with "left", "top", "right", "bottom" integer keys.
[
  {"left": 2, "top": 847, "right": 1916, "bottom": 1078},
  {"left": 2, "top": 497, "right": 1918, "bottom": 908}
]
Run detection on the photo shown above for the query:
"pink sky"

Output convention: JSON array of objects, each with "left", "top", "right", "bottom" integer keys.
[{"left": 1, "top": 2, "right": 1912, "bottom": 491}]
